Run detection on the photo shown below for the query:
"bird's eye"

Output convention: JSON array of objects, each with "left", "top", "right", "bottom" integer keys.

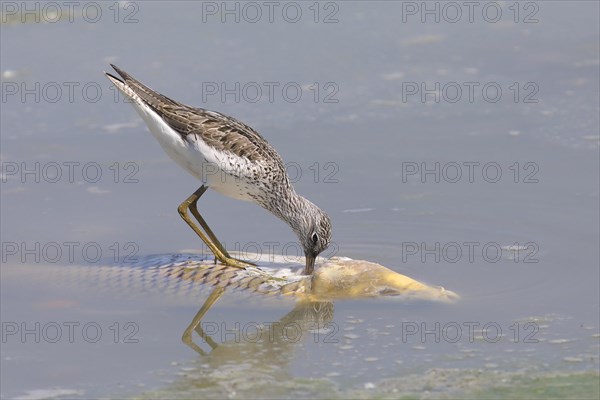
[{"left": 311, "top": 232, "right": 319, "bottom": 243}]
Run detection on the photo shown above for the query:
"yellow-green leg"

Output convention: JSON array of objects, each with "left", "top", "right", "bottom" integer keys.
[
  {"left": 178, "top": 185, "right": 251, "bottom": 269},
  {"left": 187, "top": 186, "right": 231, "bottom": 258},
  {"left": 187, "top": 186, "right": 256, "bottom": 266}
]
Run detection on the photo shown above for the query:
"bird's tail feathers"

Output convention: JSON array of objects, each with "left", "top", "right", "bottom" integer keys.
[{"left": 104, "top": 64, "right": 178, "bottom": 109}]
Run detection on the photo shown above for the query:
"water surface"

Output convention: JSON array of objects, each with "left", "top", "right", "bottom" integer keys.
[{"left": 1, "top": 1, "right": 598, "bottom": 398}]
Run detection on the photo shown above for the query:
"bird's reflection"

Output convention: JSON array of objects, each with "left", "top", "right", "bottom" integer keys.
[{"left": 182, "top": 287, "right": 335, "bottom": 360}]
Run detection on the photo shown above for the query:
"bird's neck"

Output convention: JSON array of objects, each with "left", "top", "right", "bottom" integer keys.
[{"left": 268, "top": 188, "right": 314, "bottom": 238}]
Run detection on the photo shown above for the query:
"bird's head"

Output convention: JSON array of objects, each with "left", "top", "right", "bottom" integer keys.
[{"left": 296, "top": 204, "right": 332, "bottom": 275}]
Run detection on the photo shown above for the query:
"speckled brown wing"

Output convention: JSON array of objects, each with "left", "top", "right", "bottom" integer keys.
[
  {"left": 156, "top": 105, "right": 284, "bottom": 164},
  {"left": 109, "top": 64, "right": 284, "bottom": 165}
]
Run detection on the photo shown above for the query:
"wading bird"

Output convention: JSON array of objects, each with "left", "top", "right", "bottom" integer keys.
[{"left": 105, "top": 65, "right": 331, "bottom": 274}]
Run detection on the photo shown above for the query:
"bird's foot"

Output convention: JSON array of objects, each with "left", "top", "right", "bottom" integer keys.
[{"left": 217, "top": 256, "right": 257, "bottom": 269}]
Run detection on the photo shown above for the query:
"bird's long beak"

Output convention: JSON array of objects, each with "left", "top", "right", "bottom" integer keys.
[{"left": 304, "top": 254, "right": 316, "bottom": 275}]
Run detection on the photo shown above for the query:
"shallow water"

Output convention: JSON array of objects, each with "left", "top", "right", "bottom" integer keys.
[{"left": 1, "top": 1, "right": 599, "bottom": 399}]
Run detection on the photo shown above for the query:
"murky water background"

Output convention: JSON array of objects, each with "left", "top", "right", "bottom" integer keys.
[{"left": 1, "top": 1, "right": 599, "bottom": 398}]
